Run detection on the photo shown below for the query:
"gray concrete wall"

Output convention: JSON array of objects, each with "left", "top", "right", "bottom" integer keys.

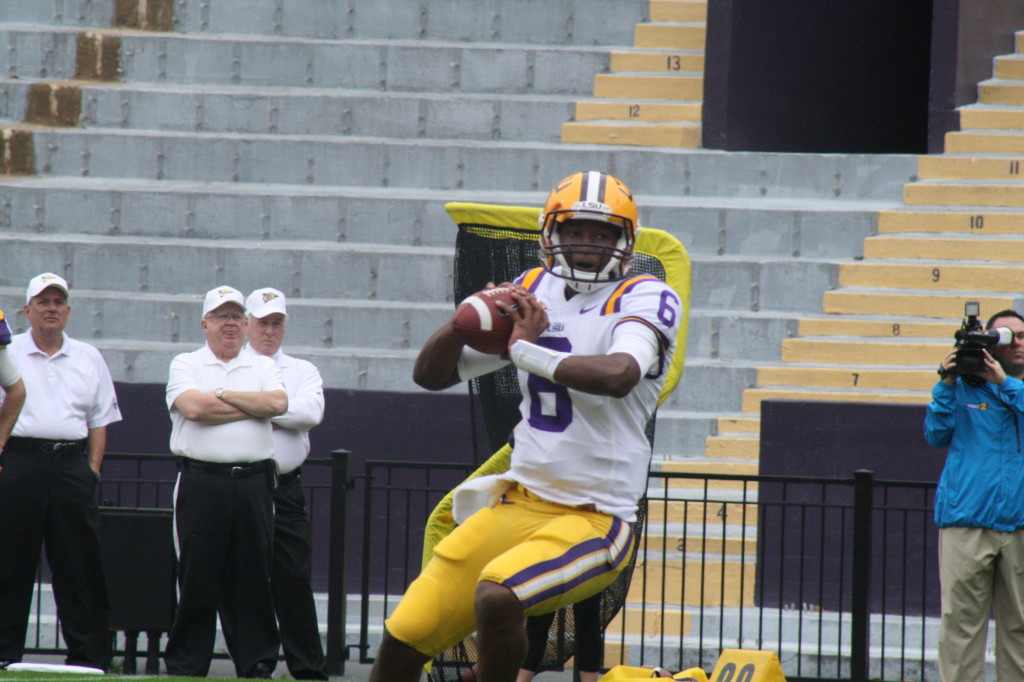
[{"left": 0, "top": 0, "right": 918, "bottom": 459}]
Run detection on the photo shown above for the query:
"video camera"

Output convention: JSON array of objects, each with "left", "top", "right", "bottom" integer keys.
[{"left": 954, "top": 302, "right": 1013, "bottom": 383}]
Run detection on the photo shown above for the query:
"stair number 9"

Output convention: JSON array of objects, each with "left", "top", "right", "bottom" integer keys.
[{"left": 931, "top": 267, "right": 940, "bottom": 283}]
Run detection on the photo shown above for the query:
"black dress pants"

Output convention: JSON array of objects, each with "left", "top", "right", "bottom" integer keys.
[
  {"left": 164, "top": 461, "right": 279, "bottom": 677},
  {"left": 0, "top": 447, "right": 111, "bottom": 670},
  {"left": 223, "top": 472, "right": 328, "bottom": 680}
]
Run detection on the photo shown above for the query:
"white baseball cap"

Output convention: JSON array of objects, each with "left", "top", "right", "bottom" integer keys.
[
  {"left": 202, "top": 285, "right": 246, "bottom": 317},
  {"left": 26, "top": 272, "right": 70, "bottom": 303},
  {"left": 245, "top": 288, "right": 288, "bottom": 319}
]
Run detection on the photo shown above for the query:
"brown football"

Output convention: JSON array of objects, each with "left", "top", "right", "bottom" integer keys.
[{"left": 451, "top": 287, "right": 518, "bottom": 354}]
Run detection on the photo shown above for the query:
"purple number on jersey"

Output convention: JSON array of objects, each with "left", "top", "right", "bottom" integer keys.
[{"left": 526, "top": 337, "right": 573, "bottom": 432}]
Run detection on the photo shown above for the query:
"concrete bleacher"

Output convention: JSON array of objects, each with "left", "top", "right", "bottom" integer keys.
[
  {"left": 0, "top": 0, "right": 920, "bottom": 464},
  {"left": 702, "top": 27, "right": 1024, "bottom": 465},
  {"left": 12, "top": 1, "right": 1012, "bottom": 675}
]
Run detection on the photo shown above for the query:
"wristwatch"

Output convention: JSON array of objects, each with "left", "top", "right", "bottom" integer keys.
[{"left": 215, "top": 387, "right": 225, "bottom": 399}]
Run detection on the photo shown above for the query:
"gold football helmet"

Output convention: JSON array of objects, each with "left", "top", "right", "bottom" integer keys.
[{"left": 538, "top": 171, "right": 639, "bottom": 292}]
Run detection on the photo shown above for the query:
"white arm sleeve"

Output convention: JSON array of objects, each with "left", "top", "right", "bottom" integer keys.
[
  {"left": 608, "top": 321, "right": 662, "bottom": 374},
  {"left": 456, "top": 346, "right": 511, "bottom": 382},
  {"left": 0, "top": 348, "right": 21, "bottom": 387}
]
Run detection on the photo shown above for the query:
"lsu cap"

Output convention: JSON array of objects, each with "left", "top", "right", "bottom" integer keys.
[
  {"left": 202, "top": 285, "right": 246, "bottom": 317},
  {"left": 245, "top": 288, "right": 288, "bottom": 319},
  {"left": 26, "top": 273, "right": 70, "bottom": 303}
]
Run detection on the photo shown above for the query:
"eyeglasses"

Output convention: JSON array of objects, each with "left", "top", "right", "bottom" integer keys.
[{"left": 207, "top": 312, "right": 245, "bottom": 323}]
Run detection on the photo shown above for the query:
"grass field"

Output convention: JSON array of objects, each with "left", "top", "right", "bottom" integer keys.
[{"left": 0, "top": 676, "right": 229, "bottom": 682}]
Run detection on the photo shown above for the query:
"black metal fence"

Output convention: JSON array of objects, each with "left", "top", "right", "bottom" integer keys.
[
  {"left": 350, "top": 462, "right": 941, "bottom": 682},
  {"left": 26, "top": 452, "right": 941, "bottom": 681},
  {"left": 24, "top": 452, "right": 350, "bottom": 675}
]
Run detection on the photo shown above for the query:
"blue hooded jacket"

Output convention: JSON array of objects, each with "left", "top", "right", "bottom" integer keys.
[{"left": 925, "top": 376, "right": 1024, "bottom": 530}]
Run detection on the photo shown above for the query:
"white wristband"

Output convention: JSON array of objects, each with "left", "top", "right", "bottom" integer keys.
[{"left": 510, "top": 340, "right": 569, "bottom": 381}]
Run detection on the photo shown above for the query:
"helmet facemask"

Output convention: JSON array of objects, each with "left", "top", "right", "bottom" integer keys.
[
  {"left": 540, "top": 212, "right": 635, "bottom": 293},
  {"left": 538, "top": 171, "right": 640, "bottom": 293}
]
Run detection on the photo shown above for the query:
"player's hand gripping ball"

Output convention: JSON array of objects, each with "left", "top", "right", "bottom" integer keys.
[{"left": 451, "top": 287, "right": 518, "bottom": 354}]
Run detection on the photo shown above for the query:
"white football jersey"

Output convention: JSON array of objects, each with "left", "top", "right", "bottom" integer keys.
[{"left": 508, "top": 267, "right": 681, "bottom": 521}]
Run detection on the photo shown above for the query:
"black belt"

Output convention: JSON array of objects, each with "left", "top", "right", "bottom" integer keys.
[
  {"left": 277, "top": 467, "right": 301, "bottom": 485},
  {"left": 179, "top": 457, "right": 274, "bottom": 479},
  {"left": 5, "top": 436, "right": 87, "bottom": 456}
]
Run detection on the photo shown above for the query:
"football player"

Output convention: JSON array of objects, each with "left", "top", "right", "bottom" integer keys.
[{"left": 370, "top": 171, "right": 681, "bottom": 682}]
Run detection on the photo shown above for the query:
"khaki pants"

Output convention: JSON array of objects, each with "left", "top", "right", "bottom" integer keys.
[{"left": 938, "top": 526, "right": 1024, "bottom": 681}]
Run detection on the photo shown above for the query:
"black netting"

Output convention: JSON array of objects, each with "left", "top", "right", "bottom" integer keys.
[
  {"left": 454, "top": 226, "right": 666, "bottom": 459},
  {"left": 432, "top": 221, "right": 663, "bottom": 681}
]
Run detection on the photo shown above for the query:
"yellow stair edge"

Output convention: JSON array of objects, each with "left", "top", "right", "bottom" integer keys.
[
  {"left": 704, "top": 435, "right": 759, "bottom": 460},
  {"left": 959, "top": 107, "right": 1024, "bottom": 130},
  {"left": 634, "top": 23, "right": 706, "bottom": 50},
  {"left": 757, "top": 366, "right": 937, "bottom": 392},
  {"left": 797, "top": 317, "right": 957, "bottom": 338},
  {"left": 877, "top": 210, "right": 1024, "bottom": 234},
  {"left": 863, "top": 236, "right": 1024, "bottom": 262},
  {"left": 643, "top": 534, "right": 757, "bottom": 556},
  {"left": 650, "top": 0, "right": 708, "bottom": 23},
  {"left": 561, "top": 121, "right": 700, "bottom": 147},
  {"left": 978, "top": 82, "right": 1024, "bottom": 106},
  {"left": 647, "top": 500, "right": 760, "bottom": 526},
  {"left": 904, "top": 182, "right": 1024, "bottom": 207},
  {"left": 611, "top": 51, "right": 705, "bottom": 73},
  {"left": 994, "top": 56, "right": 1024, "bottom": 80},
  {"left": 593, "top": 73, "right": 703, "bottom": 100},
  {"left": 716, "top": 416, "right": 760, "bottom": 434},
  {"left": 918, "top": 155, "right": 1024, "bottom": 180},
  {"left": 838, "top": 262, "right": 1024, "bottom": 292},
  {"left": 741, "top": 388, "right": 931, "bottom": 413},
  {"left": 944, "top": 130, "right": 1024, "bottom": 154},
  {"left": 630, "top": 561, "right": 756, "bottom": 608},
  {"left": 574, "top": 100, "right": 701, "bottom": 123},
  {"left": 607, "top": 606, "right": 693, "bottom": 638},
  {"left": 822, "top": 291, "right": 1018, "bottom": 318},
  {"left": 780, "top": 338, "right": 948, "bottom": 365}
]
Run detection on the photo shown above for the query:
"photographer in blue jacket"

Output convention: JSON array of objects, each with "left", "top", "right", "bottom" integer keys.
[{"left": 926, "top": 308, "right": 1024, "bottom": 682}]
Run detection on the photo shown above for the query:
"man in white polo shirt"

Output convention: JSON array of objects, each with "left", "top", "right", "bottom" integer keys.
[
  {"left": 164, "top": 285, "right": 288, "bottom": 679},
  {"left": 0, "top": 310, "right": 26, "bottom": 455},
  {"left": 0, "top": 273, "right": 121, "bottom": 672},
  {"left": 224, "top": 287, "right": 327, "bottom": 680}
]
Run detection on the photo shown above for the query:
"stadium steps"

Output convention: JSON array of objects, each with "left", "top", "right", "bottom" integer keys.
[
  {"left": 0, "top": 0, "right": 921, "bottom": 470},
  {"left": 700, "top": 27, "right": 1024, "bottom": 461},
  {"left": 646, "top": 492, "right": 760, "bottom": 527},
  {"left": 562, "top": 0, "right": 705, "bottom": 147},
  {"left": 0, "top": 0, "right": 652, "bottom": 45},
  {"left": 0, "top": 0, "right": 945, "bottom": 645},
  {"left": 4, "top": 79, "right": 582, "bottom": 143},
  {"left": 630, "top": 557, "right": 756, "bottom": 608}
]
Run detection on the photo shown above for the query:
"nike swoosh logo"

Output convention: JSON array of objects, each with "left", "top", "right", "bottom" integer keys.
[{"left": 580, "top": 305, "right": 597, "bottom": 314}]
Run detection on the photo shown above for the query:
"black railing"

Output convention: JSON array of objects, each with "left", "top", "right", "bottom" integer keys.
[
  {"left": 24, "top": 451, "right": 352, "bottom": 675},
  {"left": 25, "top": 453, "right": 940, "bottom": 681},
  {"left": 352, "top": 463, "right": 940, "bottom": 682}
]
